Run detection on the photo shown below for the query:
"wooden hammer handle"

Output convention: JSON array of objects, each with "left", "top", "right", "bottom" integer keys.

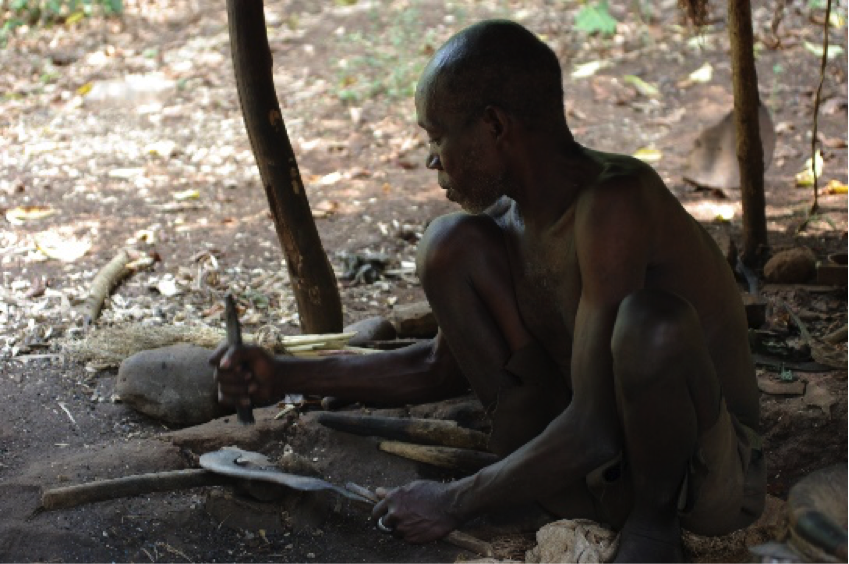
[{"left": 225, "top": 293, "right": 254, "bottom": 425}]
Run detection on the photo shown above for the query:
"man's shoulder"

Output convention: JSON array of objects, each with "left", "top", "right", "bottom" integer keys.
[
  {"left": 576, "top": 156, "right": 651, "bottom": 216},
  {"left": 586, "top": 149, "right": 658, "bottom": 190},
  {"left": 571, "top": 150, "right": 671, "bottom": 248}
]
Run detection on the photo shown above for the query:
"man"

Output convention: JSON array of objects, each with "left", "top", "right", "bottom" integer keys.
[{"left": 212, "top": 20, "right": 765, "bottom": 562}]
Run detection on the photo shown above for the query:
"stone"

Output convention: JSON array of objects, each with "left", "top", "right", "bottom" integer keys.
[
  {"left": 344, "top": 316, "right": 397, "bottom": 346},
  {"left": 764, "top": 248, "right": 817, "bottom": 284},
  {"left": 117, "top": 344, "right": 224, "bottom": 426},
  {"left": 390, "top": 301, "right": 438, "bottom": 338}
]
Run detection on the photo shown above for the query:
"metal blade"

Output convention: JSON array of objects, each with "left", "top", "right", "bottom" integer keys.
[{"left": 199, "top": 448, "right": 371, "bottom": 503}]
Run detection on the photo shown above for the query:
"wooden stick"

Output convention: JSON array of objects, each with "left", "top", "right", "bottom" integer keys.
[
  {"left": 823, "top": 325, "right": 848, "bottom": 346},
  {"left": 444, "top": 530, "right": 495, "bottom": 558},
  {"left": 378, "top": 441, "right": 498, "bottom": 473},
  {"left": 316, "top": 413, "right": 490, "bottom": 452},
  {"left": 82, "top": 249, "right": 130, "bottom": 326},
  {"left": 41, "top": 469, "right": 229, "bottom": 510}
]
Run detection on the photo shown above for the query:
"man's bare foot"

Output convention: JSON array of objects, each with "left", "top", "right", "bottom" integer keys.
[{"left": 613, "top": 525, "right": 685, "bottom": 563}]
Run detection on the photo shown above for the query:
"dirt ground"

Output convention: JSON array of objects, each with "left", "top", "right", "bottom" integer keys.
[{"left": 0, "top": 0, "right": 847, "bottom": 562}]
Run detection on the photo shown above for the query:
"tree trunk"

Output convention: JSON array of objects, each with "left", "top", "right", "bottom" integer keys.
[
  {"left": 226, "top": 0, "right": 342, "bottom": 333},
  {"left": 728, "top": 0, "right": 769, "bottom": 265}
]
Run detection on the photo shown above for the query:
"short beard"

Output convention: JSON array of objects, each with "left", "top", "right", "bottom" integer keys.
[{"left": 452, "top": 172, "right": 508, "bottom": 214}]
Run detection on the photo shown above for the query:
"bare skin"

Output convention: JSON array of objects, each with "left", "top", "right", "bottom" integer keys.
[{"left": 212, "top": 20, "right": 762, "bottom": 563}]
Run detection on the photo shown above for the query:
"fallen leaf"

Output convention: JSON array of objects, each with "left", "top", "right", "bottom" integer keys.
[
  {"left": 677, "top": 62, "right": 714, "bottom": 88},
  {"left": 174, "top": 189, "right": 200, "bottom": 201},
  {"left": 794, "top": 150, "right": 824, "bottom": 187},
  {"left": 76, "top": 82, "right": 93, "bottom": 96},
  {"left": 688, "top": 62, "right": 713, "bottom": 83},
  {"left": 312, "top": 200, "right": 339, "bottom": 219},
  {"left": 34, "top": 233, "right": 91, "bottom": 262},
  {"left": 317, "top": 172, "right": 343, "bottom": 186},
  {"left": 821, "top": 97, "right": 848, "bottom": 115},
  {"left": 632, "top": 147, "right": 662, "bottom": 163},
  {"left": 623, "top": 75, "right": 660, "bottom": 98},
  {"left": 803, "top": 41, "right": 844, "bottom": 60},
  {"left": 66, "top": 11, "right": 85, "bottom": 25},
  {"left": 145, "top": 140, "right": 178, "bottom": 158},
  {"left": 155, "top": 278, "right": 182, "bottom": 297},
  {"left": 817, "top": 134, "right": 847, "bottom": 149},
  {"left": 823, "top": 180, "right": 848, "bottom": 195},
  {"left": 574, "top": 1, "right": 618, "bottom": 37},
  {"left": 571, "top": 60, "right": 610, "bottom": 79},
  {"left": 5, "top": 206, "right": 56, "bottom": 224},
  {"left": 108, "top": 168, "right": 144, "bottom": 179}
]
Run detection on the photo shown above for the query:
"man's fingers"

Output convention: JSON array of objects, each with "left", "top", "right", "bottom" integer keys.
[
  {"left": 217, "top": 373, "right": 250, "bottom": 393},
  {"left": 372, "top": 497, "right": 387, "bottom": 521},
  {"left": 209, "top": 341, "right": 228, "bottom": 366}
]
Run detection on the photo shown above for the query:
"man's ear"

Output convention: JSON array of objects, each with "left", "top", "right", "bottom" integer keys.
[{"left": 482, "top": 105, "right": 510, "bottom": 141}]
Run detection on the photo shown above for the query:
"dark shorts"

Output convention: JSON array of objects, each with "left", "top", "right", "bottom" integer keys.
[{"left": 488, "top": 341, "right": 766, "bottom": 536}]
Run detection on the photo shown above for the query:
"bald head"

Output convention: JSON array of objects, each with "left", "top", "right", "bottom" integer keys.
[{"left": 417, "top": 20, "right": 568, "bottom": 132}]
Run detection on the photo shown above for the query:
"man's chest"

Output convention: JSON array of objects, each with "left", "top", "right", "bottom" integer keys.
[{"left": 510, "top": 231, "right": 582, "bottom": 357}]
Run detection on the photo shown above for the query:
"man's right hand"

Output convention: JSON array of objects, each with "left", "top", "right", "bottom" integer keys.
[{"left": 209, "top": 343, "right": 279, "bottom": 408}]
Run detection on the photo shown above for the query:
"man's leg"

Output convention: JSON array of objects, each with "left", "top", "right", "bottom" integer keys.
[
  {"left": 610, "top": 289, "right": 722, "bottom": 563},
  {"left": 417, "top": 212, "right": 534, "bottom": 410},
  {"left": 417, "top": 212, "right": 597, "bottom": 523}
]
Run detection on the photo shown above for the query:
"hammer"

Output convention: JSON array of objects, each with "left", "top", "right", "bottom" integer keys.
[{"left": 225, "top": 293, "right": 255, "bottom": 425}]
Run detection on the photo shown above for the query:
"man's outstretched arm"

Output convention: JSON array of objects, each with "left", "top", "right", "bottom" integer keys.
[{"left": 211, "top": 331, "right": 469, "bottom": 409}]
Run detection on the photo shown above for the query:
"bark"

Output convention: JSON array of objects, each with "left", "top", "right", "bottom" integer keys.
[
  {"left": 227, "top": 0, "right": 343, "bottom": 333},
  {"left": 728, "top": 0, "right": 769, "bottom": 265}
]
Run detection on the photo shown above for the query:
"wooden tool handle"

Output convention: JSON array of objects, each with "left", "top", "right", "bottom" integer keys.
[
  {"left": 42, "top": 469, "right": 228, "bottom": 510},
  {"left": 225, "top": 293, "right": 254, "bottom": 425}
]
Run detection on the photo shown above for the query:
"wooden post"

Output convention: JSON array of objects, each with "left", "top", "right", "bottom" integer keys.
[
  {"left": 728, "top": 0, "right": 769, "bottom": 265},
  {"left": 227, "top": 0, "right": 343, "bottom": 333}
]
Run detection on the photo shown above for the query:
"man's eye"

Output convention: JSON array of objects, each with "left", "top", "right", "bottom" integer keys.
[{"left": 428, "top": 138, "right": 441, "bottom": 147}]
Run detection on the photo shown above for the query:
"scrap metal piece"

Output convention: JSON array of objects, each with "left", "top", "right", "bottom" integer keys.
[{"left": 198, "top": 447, "right": 370, "bottom": 503}]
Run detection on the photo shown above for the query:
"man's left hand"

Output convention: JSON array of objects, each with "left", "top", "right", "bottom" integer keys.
[{"left": 372, "top": 480, "right": 461, "bottom": 544}]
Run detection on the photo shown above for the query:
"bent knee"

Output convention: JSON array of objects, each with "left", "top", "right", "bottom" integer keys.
[
  {"left": 416, "top": 212, "right": 504, "bottom": 287},
  {"left": 611, "top": 289, "right": 702, "bottom": 389}
]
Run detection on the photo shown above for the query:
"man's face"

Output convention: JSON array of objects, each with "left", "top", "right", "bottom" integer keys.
[{"left": 415, "top": 87, "right": 508, "bottom": 214}]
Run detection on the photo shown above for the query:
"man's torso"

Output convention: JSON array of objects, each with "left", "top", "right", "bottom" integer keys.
[{"left": 487, "top": 150, "right": 759, "bottom": 428}]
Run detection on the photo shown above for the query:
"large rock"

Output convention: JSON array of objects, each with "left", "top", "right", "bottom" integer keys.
[
  {"left": 344, "top": 316, "right": 397, "bottom": 346},
  {"left": 117, "top": 344, "right": 224, "bottom": 426},
  {"left": 764, "top": 248, "right": 817, "bottom": 284}
]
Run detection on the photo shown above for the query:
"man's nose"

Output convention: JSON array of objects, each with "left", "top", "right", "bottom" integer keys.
[{"left": 425, "top": 153, "right": 442, "bottom": 170}]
